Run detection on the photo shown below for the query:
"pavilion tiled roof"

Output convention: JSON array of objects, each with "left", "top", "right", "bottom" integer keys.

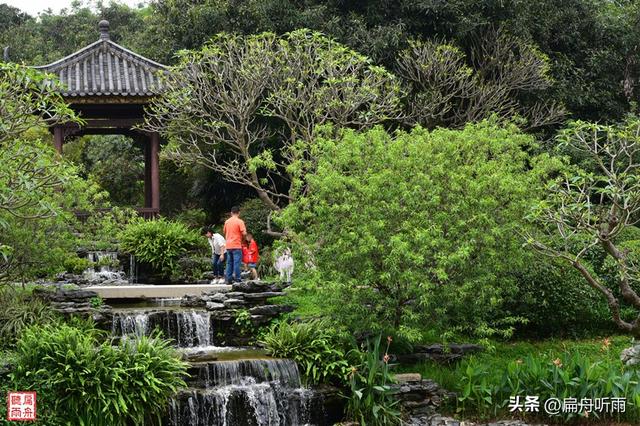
[{"left": 34, "top": 20, "right": 166, "bottom": 97}]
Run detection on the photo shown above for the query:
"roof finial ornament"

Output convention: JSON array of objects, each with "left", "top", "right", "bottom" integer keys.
[{"left": 99, "top": 20, "right": 110, "bottom": 41}]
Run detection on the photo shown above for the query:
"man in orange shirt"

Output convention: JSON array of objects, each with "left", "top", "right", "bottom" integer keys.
[{"left": 223, "top": 205, "right": 247, "bottom": 284}]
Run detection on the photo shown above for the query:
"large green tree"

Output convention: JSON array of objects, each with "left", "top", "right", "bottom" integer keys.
[
  {"left": 0, "top": 64, "right": 101, "bottom": 282},
  {"left": 144, "top": 30, "right": 401, "bottom": 212},
  {"left": 277, "top": 121, "right": 561, "bottom": 339}
]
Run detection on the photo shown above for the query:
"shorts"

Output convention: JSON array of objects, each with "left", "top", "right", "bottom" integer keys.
[{"left": 246, "top": 263, "right": 257, "bottom": 268}]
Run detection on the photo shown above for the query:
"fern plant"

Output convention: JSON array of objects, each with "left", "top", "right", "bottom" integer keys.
[
  {"left": 260, "top": 320, "right": 351, "bottom": 386},
  {"left": 119, "top": 218, "right": 200, "bottom": 279}
]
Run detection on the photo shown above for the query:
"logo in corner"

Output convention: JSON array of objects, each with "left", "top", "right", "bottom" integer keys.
[{"left": 7, "top": 391, "right": 36, "bottom": 421}]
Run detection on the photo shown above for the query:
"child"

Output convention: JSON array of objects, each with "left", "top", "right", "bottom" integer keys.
[{"left": 242, "top": 233, "right": 260, "bottom": 281}]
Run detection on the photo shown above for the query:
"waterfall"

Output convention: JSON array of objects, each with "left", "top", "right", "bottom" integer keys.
[
  {"left": 83, "top": 250, "right": 125, "bottom": 281},
  {"left": 168, "top": 359, "right": 323, "bottom": 426},
  {"left": 108, "top": 300, "right": 340, "bottom": 425},
  {"left": 111, "top": 310, "right": 212, "bottom": 347}
]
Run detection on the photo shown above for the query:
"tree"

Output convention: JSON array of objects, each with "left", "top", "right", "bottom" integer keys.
[
  {"left": 0, "top": 63, "right": 77, "bottom": 221},
  {"left": 396, "top": 29, "right": 566, "bottom": 130},
  {"left": 527, "top": 118, "right": 640, "bottom": 337},
  {"left": 144, "top": 30, "right": 402, "bottom": 212},
  {"left": 277, "top": 121, "right": 559, "bottom": 338},
  {"left": 0, "top": 64, "right": 100, "bottom": 282}
]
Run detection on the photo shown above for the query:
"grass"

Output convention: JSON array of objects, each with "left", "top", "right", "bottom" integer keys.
[
  {"left": 398, "top": 336, "right": 632, "bottom": 383},
  {"left": 395, "top": 336, "right": 636, "bottom": 423}
]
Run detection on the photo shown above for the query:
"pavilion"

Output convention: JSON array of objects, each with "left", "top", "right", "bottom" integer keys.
[{"left": 34, "top": 20, "right": 167, "bottom": 217}]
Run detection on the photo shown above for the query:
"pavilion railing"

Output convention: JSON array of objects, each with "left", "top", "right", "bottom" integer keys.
[{"left": 74, "top": 207, "right": 159, "bottom": 223}]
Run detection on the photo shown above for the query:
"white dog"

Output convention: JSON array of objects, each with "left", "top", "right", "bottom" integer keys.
[{"left": 274, "top": 248, "right": 294, "bottom": 283}]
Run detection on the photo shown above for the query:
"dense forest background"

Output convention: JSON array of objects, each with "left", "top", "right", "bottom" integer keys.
[{"left": 2, "top": 0, "right": 639, "bottom": 220}]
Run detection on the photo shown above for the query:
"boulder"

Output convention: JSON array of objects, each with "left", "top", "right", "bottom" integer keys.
[
  {"left": 248, "top": 304, "right": 294, "bottom": 316},
  {"left": 243, "top": 291, "right": 284, "bottom": 301},
  {"left": 207, "top": 292, "right": 228, "bottom": 303},
  {"left": 232, "top": 281, "right": 270, "bottom": 293},
  {"left": 181, "top": 294, "right": 205, "bottom": 308},
  {"left": 223, "top": 298, "right": 246, "bottom": 307},
  {"left": 206, "top": 302, "right": 226, "bottom": 310}
]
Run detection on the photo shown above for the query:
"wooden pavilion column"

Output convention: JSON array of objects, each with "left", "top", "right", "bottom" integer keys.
[
  {"left": 150, "top": 132, "right": 160, "bottom": 211},
  {"left": 144, "top": 138, "right": 152, "bottom": 208},
  {"left": 53, "top": 126, "right": 64, "bottom": 154},
  {"left": 143, "top": 132, "right": 160, "bottom": 212}
]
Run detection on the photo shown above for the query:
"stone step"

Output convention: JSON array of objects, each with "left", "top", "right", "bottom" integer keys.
[{"left": 85, "top": 284, "right": 231, "bottom": 299}]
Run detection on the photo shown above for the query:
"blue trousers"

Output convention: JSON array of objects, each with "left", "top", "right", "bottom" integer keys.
[
  {"left": 212, "top": 253, "right": 225, "bottom": 277},
  {"left": 224, "top": 249, "right": 242, "bottom": 283}
]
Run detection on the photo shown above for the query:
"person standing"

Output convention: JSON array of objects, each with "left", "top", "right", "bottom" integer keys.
[
  {"left": 202, "top": 227, "right": 226, "bottom": 283},
  {"left": 223, "top": 206, "right": 247, "bottom": 284}
]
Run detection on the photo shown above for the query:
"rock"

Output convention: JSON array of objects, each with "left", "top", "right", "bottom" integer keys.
[
  {"left": 248, "top": 304, "right": 294, "bottom": 316},
  {"left": 181, "top": 351, "right": 218, "bottom": 363},
  {"left": 225, "top": 292, "right": 246, "bottom": 298},
  {"left": 243, "top": 291, "right": 284, "bottom": 301},
  {"left": 207, "top": 292, "right": 228, "bottom": 303},
  {"left": 206, "top": 302, "right": 226, "bottom": 310},
  {"left": 223, "top": 298, "right": 246, "bottom": 307},
  {"left": 232, "top": 280, "right": 272, "bottom": 293},
  {"left": 409, "top": 415, "right": 542, "bottom": 426},
  {"left": 182, "top": 294, "right": 205, "bottom": 308},
  {"left": 395, "top": 373, "right": 422, "bottom": 383},
  {"left": 391, "top": 379, "right": 454, "bottom": 419},
  {"left": 621, "top": 344, "right": 640, "bottom": 366},
  {"left": 396, "top": 343, "right": 483, "bottom": 364}
]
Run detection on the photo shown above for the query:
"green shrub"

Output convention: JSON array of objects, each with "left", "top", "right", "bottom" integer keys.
[
  {"left": 240, "top": 198, "right": 277, "bottom": 247},
  {"left": 260, "top": 320, "right": 352, "bottom": 386},
  {"left": 506, "top": 258, "right": 613, "bottom": 338},
  {"left": 62, "top": 256, "right": 94, "bottom": 274},
  {"left": 9, "top": 321, "right": 187, "bottom": 426},
  {"left": 0, "top": 290, "right": 59, "bottom": 348},
  {"left": 76, "top": 207, "right": 138, "bottom": 251},
  {"left": 347, "top": 335, "right": 401, "bottom": 426},
  {"left": 277, "top": 122, "right": 562, "bottom": 339},
  {"left": 119, "top": 218, "right": 201, "bottom": 279},
  {"left": 173, "top": 208, "right": 207, "bottom": 229},
  {"left": 455, "top": 351, "right": 640, "bottom": 422}
]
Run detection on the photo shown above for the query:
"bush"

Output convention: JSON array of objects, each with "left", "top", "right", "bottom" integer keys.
[
  {"left": 76, "top": 207, "right": 138, "bottom": 251},
  {"left": 0, "top": 289, "right": 58, "bottom": 348},
  {"left": 240, "top": 198, "right": 277, "bottom": 247},
  {"left": 506, "top": 258, "right": 613, "bottom": 338},
  {"left": 9, "top": 321, "right": 187, "bottom": 426},
  {"left": 119, "top": 218, "right": 201, "bottom": 279},
  {"left": 455, "top": 351, "right": 640, "bottom": 423},
  {"left": 277, "top": 122, "right": 562, "bottom": 339},
  {"left": 172, "top": 208, "right": 207, "bottom": 229},
  {"left": 260, "top": 320, "right": 352, "bottom": 386},
  {"left": 62, "top": 256, "right": 94, "bottom": 274}
]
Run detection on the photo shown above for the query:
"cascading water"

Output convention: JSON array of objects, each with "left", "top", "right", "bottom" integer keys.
[
  {"left": 167, "top": 359, "right": 324, "bottom": 426},
  {"left": 109, "top": 300, "right": 340, "bottom": 425},
  {"left": 83, "top": 250, "right": 125, "bottom": 281},
  {"left": 111, "top": 310, "right": 212, "bottom": 347}
]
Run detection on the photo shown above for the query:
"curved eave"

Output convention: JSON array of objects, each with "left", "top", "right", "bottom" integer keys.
[{"left": 33, "top": 39, "right": 167, "bottom": 71}]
